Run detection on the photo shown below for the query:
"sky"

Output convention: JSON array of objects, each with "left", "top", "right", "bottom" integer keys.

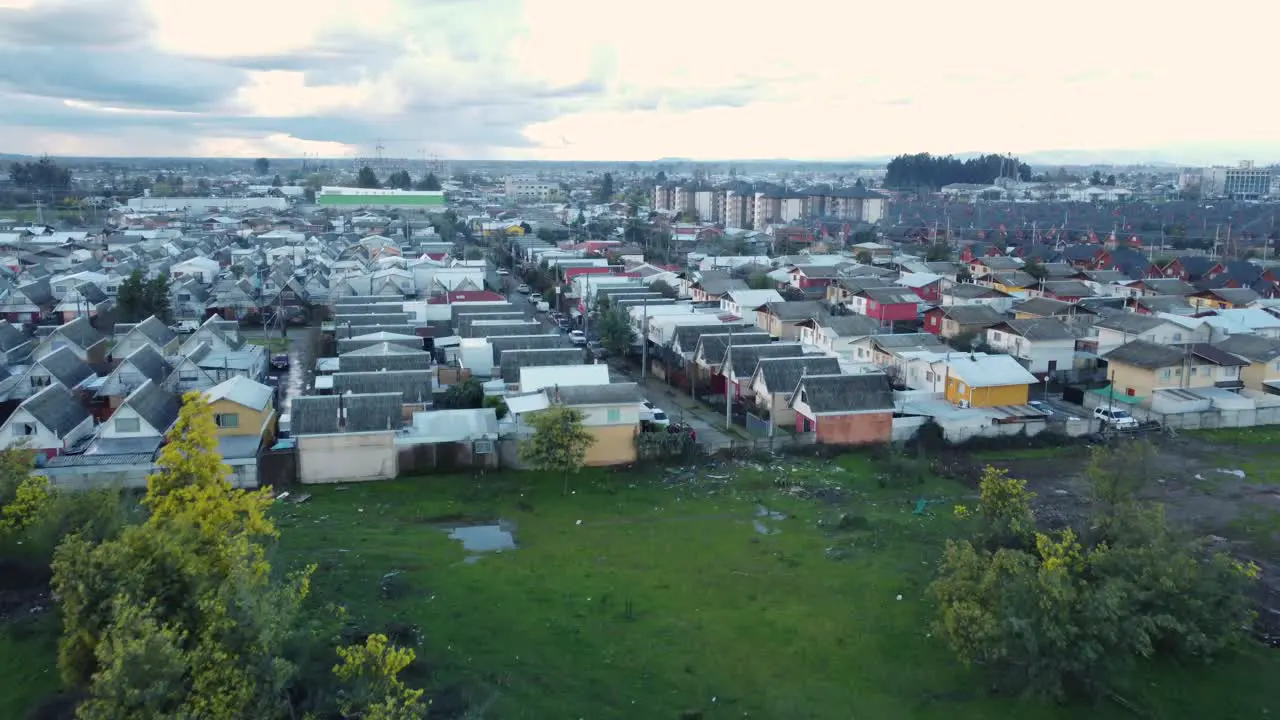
[{"left": 1, "top": 0, "right": 1277, "bottom": 163}]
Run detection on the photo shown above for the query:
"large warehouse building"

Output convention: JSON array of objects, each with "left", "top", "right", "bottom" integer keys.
[{"left": 316, "top": 187, "right": 446, "bottom": 209}]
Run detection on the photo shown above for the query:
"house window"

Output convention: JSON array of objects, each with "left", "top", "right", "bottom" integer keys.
[
  {"left": 215, "top": 413, "right": 239, "bottom": 429},
  {"left": 12, "top": 422, "right": 36, "bottom": 436},
  {"left": 30, "top": 375, "right": 52, "bottom": 388},
  {"left": 179, "top": 372, "right": 199, "bottom": 383},
  {"left": 1190, "top": 367, "right": 1198, "bottom": 377},
  {"left": 1225, "top": 366, "right": 1239, "bottom": 377},
  {"left": 926, "top": 371, "right": 935, "bottom": 382},
  {"left": 607, "top": 408, "right": 621, "bottom": 423},
  {"left": 114, "top": 417, "right": 140, "bottom": 433},
  {"left": 1172, "top": 332, "right": 1183, "bottom": 342}
]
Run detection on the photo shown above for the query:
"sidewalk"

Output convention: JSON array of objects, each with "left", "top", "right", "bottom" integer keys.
[{"left": 622, "top": 369, "right": 746, "bottom": 447}]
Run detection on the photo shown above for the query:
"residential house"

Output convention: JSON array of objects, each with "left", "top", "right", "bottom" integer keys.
[
  {"left": 986, "top": 271, "right": 1038, "bottom": 296},
  {"left": 688, "top": 271, "right": 747, "bottom": 302},
  {"left": 54, "top": 282, "right": 111, "bottom": 322},
  {"left": 943, "top": 354, "right": 1039, "bottom": 407},
  {"left": 1012, "top": 296, "right": 1097, "bottom": 331},
  {"left": 1189, "top": 287, "right": 1260, "bottom": 311},
  {"left": 923, "top": 304, "right": 1005, "bottom": 342},
  {"left": 748, "top": 355, "right": 842, "bottom": 430},
  {"left": 0, "top": 320, "right": 34, "bottom": 363},
  {"left": 789, "top": 373, "right": 894, "bottom": 444},
  {"left": 171, "top": 255, "right": 221, "bottom": 284},
  {"left": 1037, "top": 280, "right": 1096, "bottom": 302},
  {"left": 690, "top": 331, "right": 772, "bottom": 394},
  {"left": 99, "top": 379, "right": 179, "bottom": 441},
  {"left": 548, "top": 382, "right": 643, "bottom": 467},
  {"left": 720, "top": 343, "right": 805, "bottom": 399},
  {"left": 0, "top": 383, "right": 94, "bottom": 457},
  {"left": 1214, "top": 334, "right": 1280, "bottom": 393},
  {"left": 98, "top": 345, "right": 173, "bottom": 409},
  {"left": 754, "top": 300, "right": 827, "bottom": 340},
  {"left": 31, "top": 316, "right": 105, "bottom": 365},
  {"left": 896, "top": 272, "right": 944, "bottom": 303},
  {"left": 848, "top": 287, "right": 919, "bottom": 324},
  {"left": 204, "top": 375, "right": 277, "bottom": 444},
  {"left": 1121, "top": 277, "right": 1196, "bottom": 297},
  {"left": 795, "top": 314, "right": 881, "bottom": 357},
  {"left": 851, "top": 333, "right": 946, "bottom": 379},
  {"left": 0, "top": 279, "right": 54, "bottom": 323},
  {"left": 940, "top": 283, "right": 1015, "bottom": 312},
  {"left": 720, "top": 289, "right": 783, "bottom": 319},
  {"left": 985, "top": 319, "right": 1077, "bottom": 375},
  {"left": 1160, "top": 256, "right": 1224, "bottom": 282},
  {"left": 1103, "top": 340, "right": 1248, "bottom": 398},
  {"left": 7, "top": 346, "right": 93, "bottom": 401},
  {"left": 1127, "top": 294, "right": 1196, "bottom": 316},
  {"left": 1093, "top": 313, "right": 1210, "bottom": 354},
  {"left": 113, "top": 316, "right": 180, "bottom": 358}
]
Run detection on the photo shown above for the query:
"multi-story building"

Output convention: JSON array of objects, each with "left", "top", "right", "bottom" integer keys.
[
  {"left": 652, "top": 184, "right": 675, "bottom": 211},
  {"left": 1201, "top": 161, "right": 1273, "bottom": 200},
  {"left": 503, "top": 177, "right": 557, "bottom": 202}
]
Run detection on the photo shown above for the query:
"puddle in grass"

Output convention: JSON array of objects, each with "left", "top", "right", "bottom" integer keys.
[
  {"left": 754, "top": 505, "right": 785, "bottom": 535},
  {"left": 444, "top": 521, "right": 518, "bottom": 563}
]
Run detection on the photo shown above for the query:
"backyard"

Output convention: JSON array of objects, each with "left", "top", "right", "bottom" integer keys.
[{"left": 267, "top": 450, "right": 1278, "bottom": 719}]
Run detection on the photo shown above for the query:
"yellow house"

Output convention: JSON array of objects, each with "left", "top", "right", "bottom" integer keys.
[
  {"left": 942, "top": 354, "right": 1038, "bottom": 407},
  {"left": 987, "top": 271, "right": 1038, "bottom": 297},
  {"left": 550, "top": 383, "right": 642, "bottom": 467},
  {"left": 1215, "top": 335, "right": 1280, "bottom": 392},
  {"left": 1189, "top": 288, "right": 1260, "bottom": 311},
  {"left": 1102, "top": 340, "right": 1248, "bottom": 399},
  {"left": 203, "top": 375, "right": 277, "bottom": 443}
]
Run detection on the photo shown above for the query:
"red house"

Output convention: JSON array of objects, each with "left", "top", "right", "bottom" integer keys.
[
  {"left": 853, "top": 287, "right": 919, "bottom": 323},
  {"left": 898, "top": 275, "right": 943, "bottom": 303},
  {"left": 1160, "top": 256, "right": 1225, "bottom": 282},
  {"left": 789, "top": 265, "right": 844, "bottom": 290}
]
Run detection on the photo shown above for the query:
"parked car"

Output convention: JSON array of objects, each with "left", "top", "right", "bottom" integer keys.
[
  {"left": 640, "top": 400, "right": 670, "bottom": 427},
  {"left": 1028, "top": 400, "right": 1054, "bottom": 416},
  {"left": 270, "top": 353, "right": 291, "bottom": 371},
  {"left": 1093, "top": 406, "right": 1138, "bottom": 429},
  {"left": 568, "top": 330, "right": 587, "bottom": 345},
  {"left": 169, "top": 320, "right": 199, "bottom": 334},
  {"left": 556, "top": 318, "right": 571, "bottom": 331},
  {"left": 516, "top": 283, "right": 531, "bottom": 294},
  {"left": 529, "top": 292, "right": 543, "bottom": 304},
  {"left": 496, "top": 269, "right": 510, "bottom": 276}
]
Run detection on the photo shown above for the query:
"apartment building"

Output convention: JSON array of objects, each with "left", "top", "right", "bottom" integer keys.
[
  {"left": 1201, "top": 161, "right": 1274, "bottom": 200},
  {"left": 503, "top": 177, "right": 558, "bottom": 202}
]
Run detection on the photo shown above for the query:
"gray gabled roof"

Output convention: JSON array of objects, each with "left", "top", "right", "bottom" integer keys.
[
  {"left": 694, "top": 332, "right": 772, "bottom": 366},
  {"left": 343, "top": 392, "right": 404, "bottom": 431},
  {"left": 133, "top": 315, "right": 177, "bottom": 348},
  {"left": 500, "top": 348, "right": 586, "bottom": 383},
  {"left": 54, "top": 316, "right": 104, "bottom": 350},
  {"left": 122, "top": 379, "right": 180, "bottom": 434},
  {"left": 37, "top": 346, "right": 93, "bottom": 388},
  {"left": 791, "top": 373, "right": 894, "bottom": 414},
  {"left": 0, "top": 320, "right": 29, "bottom": 352},
  {"left": 933, "top": 304, "right": 1005, "bottom": 326},
  {"left": 1094, "top": 313, "right": 1169, "bottom": 335},
  {"left": 20, "top": 383, "right": 90, "bottom": 436},
  {"left": 339, "top": 349, "right": 432, "bottom": 373},
  {"left": 1214, "top": 334, "right": 1280, "bottom": 363},
  {"left": 723, "top": 343, "right": 805, "bottom": 379},
  {"left": 123, "top": 344, "right": 172, "bottom": 385},
  {"left": 333, "top": 370, "right": 432, "bottom": 403},
  {"left": 753, "top": 356, "right": 842, "bottom": 394},
  {"left": 990, "top": 318, "right": 1075, "bottom": 341},
  {"left": 291, "top": 395, "right": 341, "bottom": 435},
  {"left": 550, "top": 382, "right": 643, "bottom": 406}
]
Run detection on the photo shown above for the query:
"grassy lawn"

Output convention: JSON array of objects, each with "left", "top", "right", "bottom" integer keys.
[
  {"left": 1191, "top": 427, "right": 1280, "bottom": 446},
  {"left": 0, "top": 615, "right": 61, "bottom": 719},
  {"left": 248, "top": 337, "right": 291, "bottom": 352},
  {"left": 969, "top": 446, "right": 1076, "bottom": 461},
  {"left": 272, "top": 455, "right": 1280, "bottom": 720}
]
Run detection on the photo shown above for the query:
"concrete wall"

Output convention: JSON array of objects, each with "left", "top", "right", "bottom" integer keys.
[
  {"left": 298, "top": 431, "right": 398, "bottom": 483},
  {"left": 584, "top": 424, "right": 637, "bottom": 466},
  {"left": 38, "top": 461, "right": 258, "bottom": 490},
  {"left": 892, "top": 416, "right": 1091, "bottom": 444}
]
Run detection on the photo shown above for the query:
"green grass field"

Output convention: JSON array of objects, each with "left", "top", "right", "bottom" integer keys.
[
  {"left": 0, "top": 615, "right": 61, "bottom": 719},
  {"left": 269, "top": 456, "right": 1280, "bottom": 720}
]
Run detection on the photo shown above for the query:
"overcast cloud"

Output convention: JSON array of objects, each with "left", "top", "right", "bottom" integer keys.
[{"left": 0, "top": 0, "right": 1276, "bottom": 161}]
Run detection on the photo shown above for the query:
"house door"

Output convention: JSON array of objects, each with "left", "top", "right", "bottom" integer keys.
[{"left": 1047, "top": 360, "right": 1058, "bottom": 374}]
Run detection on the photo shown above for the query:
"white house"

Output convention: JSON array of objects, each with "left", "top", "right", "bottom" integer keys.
[
  {"left": 985, "top": 319, "right": 1078, "bottom": 375},
  {"left": 171, "top": 256, "right": 222, "bottom": 284},
  {"left": 100, "top": 380, "right": 179, "bottom": 440},
  {"left": 0, "top": 384, "right": 94, "bottom": 457}
]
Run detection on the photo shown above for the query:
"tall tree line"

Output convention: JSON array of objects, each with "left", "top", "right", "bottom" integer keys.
[{"left": 884, "top": 153, "right": 1032, "bottom": 189}]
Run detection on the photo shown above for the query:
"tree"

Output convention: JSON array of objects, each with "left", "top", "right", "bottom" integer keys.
[
  {"left": 1022, "top": 259, "right": 1048, "bottom": 281},
  {"left": 253, "top": 158, "right": 270, "bottom": 175},
  {"left": 884, "top": 153, "right": 1031, "bottom": 189},
  {"left": 650, "top": 279, "right": 677, "bottom": 299},
  {"left": 1089, "top": 170, "right": 1103, "bottom": 186},
  {"left": 933, "top": 464, "right": 1258, "bottom": 700},
  {"left": 357, "top": 166, "right": 382, "bottom": 189},
  {"left": 415, "top": 172, "right": 442, "bottom": 191},
  {"left": 146, "top": 273, "right": 172, "bottom": 323},
  {"left": 855, "top": 251, "right": 873, "bottom": 265},
  {"left": 387, "top": 170, "right": 413, "bottom": 191},
  {"left": 332, "top": 634, "right": 427, "bottom": 720},
  {"left": 924, "top": 241, "right": 952, "bottom": 262},
  {"left": 520, "top": 405, "right": 594, "bottom": 495},
  {"left": 747, "top": 271, "right": 773, "bottom": 290},
  {"left": 271, "top": 174, "right": 283, "bottom": 187},
  {"left": 596, "top": 306, "right": 634, "bottom": 358},
  {"left": 482, "top": 395, "right": 509, "bottom": 421},
  {"left": 115, "top": 269, "right": 147, "bottom": 322},
  {"left": 439, "top": 378, "right": 484, "bottom": 410},
  {"left": 1105, "top": 174, "right": 1117, "bottom": 186},
  {"left": 597, "top": 173, "right": 614, "bottom": 203},
  {"left": 8, "top": 155, "right": 72, "bottom": 191}
]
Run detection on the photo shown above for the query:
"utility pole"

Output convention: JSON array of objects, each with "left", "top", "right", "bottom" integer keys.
[
  {"left": 639, "top": 297, "right": 648, "bottom": 386},
  {"left": 724, "top": 324, "right": 733, "bottom": 430}
]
